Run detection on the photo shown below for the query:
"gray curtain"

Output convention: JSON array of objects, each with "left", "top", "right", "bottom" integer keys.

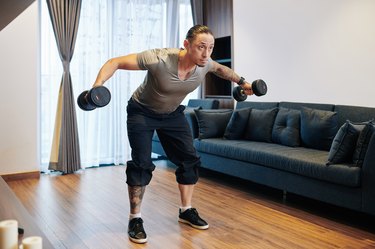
[
  {"left": 167, "top": 0, "right": 179, "bottom": 48},
  {"left": 46, "top": 0, "right": 82, "bottom": 174},
  {"left": 190, "top": 0, "right": 203, "bottom": 25}
]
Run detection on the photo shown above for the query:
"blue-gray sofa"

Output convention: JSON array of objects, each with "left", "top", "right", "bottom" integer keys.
[{"left": 152, "top": 99, "right": 375, "bottom": 216}]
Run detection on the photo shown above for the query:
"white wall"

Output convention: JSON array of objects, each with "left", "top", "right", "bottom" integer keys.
[
  {"left": 233, "top": 0, "right": 375, "bottom": 107},
  {"left": 1, "top": 1, "right": 374, "bottom": 174},
  {"left": 0, "top": 2, "right": 39, "bottom": 175}
]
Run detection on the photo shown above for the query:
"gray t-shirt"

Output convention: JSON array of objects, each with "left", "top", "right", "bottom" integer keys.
[{"left": 133, "top": 48, "right": 213, "bottom": 114}]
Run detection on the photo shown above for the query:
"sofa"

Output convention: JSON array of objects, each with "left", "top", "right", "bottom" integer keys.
[{"left": 152, "top": 99, "right": 375, "bottom": 216}]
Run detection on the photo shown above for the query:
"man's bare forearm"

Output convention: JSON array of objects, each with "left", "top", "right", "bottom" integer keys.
[
  {"left": 212, "top": 62, "right": 241, "bottom": 84},
  {"left": 92, "top": 59, "right": 119, "bottom": 87},
  {"left": 211, "top": 61, "right": 253, "bottom": 94}
]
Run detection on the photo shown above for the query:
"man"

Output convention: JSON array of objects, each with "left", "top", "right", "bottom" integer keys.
[{"left": 92, "top": 25, "right": 253, "bottom": 244}]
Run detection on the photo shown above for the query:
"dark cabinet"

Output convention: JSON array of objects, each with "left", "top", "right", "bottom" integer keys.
[
  {"left": 202, "top": 0, "right": 233, "bottom": 108},
  {"left": 204, "top": 36, "right": 232, "bottom": 99}
]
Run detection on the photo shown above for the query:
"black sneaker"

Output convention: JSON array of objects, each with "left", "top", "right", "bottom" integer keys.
[
  {"left": 178, "top": 208, "right": 209, "bottom": 230},
  {"left": 128, "top": 218, "right": 147, "bottom": 244}
]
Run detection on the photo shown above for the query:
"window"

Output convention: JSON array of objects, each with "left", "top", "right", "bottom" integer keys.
[{"left": 40, "top": 0, "right": 194, "bottom": 170}]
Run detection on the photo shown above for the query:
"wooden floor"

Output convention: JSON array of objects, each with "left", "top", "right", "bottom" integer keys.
[{"left": 6, "top": 160, "right": 375, "bottom": 249}]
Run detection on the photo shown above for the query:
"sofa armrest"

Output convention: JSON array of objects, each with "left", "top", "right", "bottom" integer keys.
[{"left": 361, "top": 133, "right": 375, "bottom": 215}]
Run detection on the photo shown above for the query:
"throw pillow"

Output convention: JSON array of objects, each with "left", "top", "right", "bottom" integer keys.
[
  {"left": 300, "top": 107, "right": 338, "bottom": 151},
  {"left": 272, "top": 108, "right": 301, "bottom": 147},
  {"left": 184, "top": 106, "right": 202, "bottom": 139},
  {"left": 326, "top": 121, "right": 364, "bottom": 165},
  {"left": 224, "top": 108, "right": 251, "bottom": 140},
  {"left": 244, "top": 108, "right": 278, "bottom": 142},
  {"left": 194, "top": 109, "right": 233, "bottom": 139},
  {"left": 353, "top": 121, "right": 375, "bottom": 167}
]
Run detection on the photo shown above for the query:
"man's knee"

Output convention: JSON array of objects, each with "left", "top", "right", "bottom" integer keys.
[
  {"left": 175, "top": 159, "right": 200, "bottom": 184},
  {"left": 126, "top": 160, "right": 156, "bottom": 186}
]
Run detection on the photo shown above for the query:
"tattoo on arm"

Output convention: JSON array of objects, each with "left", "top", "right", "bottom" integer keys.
[
  {"left": 128, "top": 185, "right": 146, "bottom": 213},
  {"left": 212, "top": 62, "right": 241, "bottom": 83}
]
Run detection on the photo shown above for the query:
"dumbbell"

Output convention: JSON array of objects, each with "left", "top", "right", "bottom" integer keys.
[
  {"left": 77, "top": 86, "right": 111, "bottom": 111},
  {"left": 232, "top": 79, "right": 267, "bottom": 102}
]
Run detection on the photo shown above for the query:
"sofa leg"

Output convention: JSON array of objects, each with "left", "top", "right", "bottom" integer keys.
[{"left": 282, "top": 190, "right": 287, "bottom": 203}]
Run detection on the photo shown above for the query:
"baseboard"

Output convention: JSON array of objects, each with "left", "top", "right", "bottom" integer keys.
[{"left": 1, "top": 171, "right": 40, "bottom": 182}]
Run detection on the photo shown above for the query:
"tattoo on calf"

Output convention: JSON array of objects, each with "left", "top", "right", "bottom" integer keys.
[{"left": 128, "top": 186, "right": 146, "bottom": 212}]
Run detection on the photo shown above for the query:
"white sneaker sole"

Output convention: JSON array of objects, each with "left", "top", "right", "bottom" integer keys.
[
  {"left": 129, "top": 236, "right": 148, "bottom": 244},
  {"left": 178, "top": 218, "right": 209, "bottom": 230}
]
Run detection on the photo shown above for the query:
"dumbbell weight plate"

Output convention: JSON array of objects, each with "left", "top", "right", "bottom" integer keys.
[
  {"left": 77, "top": 90, "right": 96, "bottom": 111},
  {"left": 88, "top": 86, "right": 111, "bottom": 108},
  {"left": 252, "top": 79, "right": 267, "bottom": 96},
  {"left": 232, "top": 86, "right": 247, "bottom": 102}
]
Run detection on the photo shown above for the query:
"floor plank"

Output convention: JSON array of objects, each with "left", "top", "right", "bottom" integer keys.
[{"left": 6, "top": 161, "right": 375, "bottom": 249}]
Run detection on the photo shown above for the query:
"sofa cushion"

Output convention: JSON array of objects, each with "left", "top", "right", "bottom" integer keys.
[
  {"left": 272, "top": 108, "right": 300, "bottom": 147},
  {"left": 300, "top": 107, "right": 338, "bottom": 151},
  {"left": 279, "top": 101, "right": 334, "bottom": 112},
  {"left": 236, "top": 101, "right": 279, "bottom": 110},
  {"left": 244, "top": 108, "right": 278, "bottom": 142},
  {"left": 334, "top": 104, "right": 375, "bottom": 128},
  {"left": 194, "top": 109, "right": 233, "bottom": 139},
  {"left": 353, "top": 122, "right": 375, "bottom": 167},
  {"left": 187, "top": 99, "right": 219, "bottom": 109},
  {"left": 224, "top": 108, "right": 251, "bottom": 140},
  {"left": 194, "top": 138, "right": 361, "bottom": 187},
  {"left": 326, "top": 121, "right": 364, "bottom": 165}
]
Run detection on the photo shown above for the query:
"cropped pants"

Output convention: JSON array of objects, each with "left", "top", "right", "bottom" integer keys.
[{"left": 126, "top": 98, "right": 200, "bottom": 186}]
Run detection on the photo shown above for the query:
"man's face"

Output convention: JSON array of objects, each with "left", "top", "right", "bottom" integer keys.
[{"left": 185, "top": 33, "right": 215, "bottom": 67}]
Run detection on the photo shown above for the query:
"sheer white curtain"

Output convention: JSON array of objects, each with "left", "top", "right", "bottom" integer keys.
[{"left": 40, "top": 0, "right": 194, "bottom": 170}]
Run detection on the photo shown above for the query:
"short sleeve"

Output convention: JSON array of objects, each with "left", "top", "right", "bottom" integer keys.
[{"left": 136, "top": 49, "right": 161, "bottom": 70}]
